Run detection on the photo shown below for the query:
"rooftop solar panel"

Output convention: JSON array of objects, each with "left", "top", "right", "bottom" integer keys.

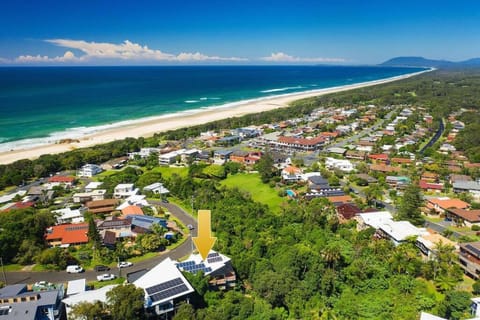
[
  {"left": 150, "top": 284, "right": 189, "bottom": 302},
  {"left": 207, "top": 256, "right": 222, "bottom": 264},
  {"left": 145, "top": 277, "right": 183, "bottom": 295},
  {"left": 466, "top": 244, "right": 480, "bottom": 257},
  {"left": 207, "top": 252, "right": 219, "bottom": 258},
  {"left": 0, "top": 309, "right": 9, "bottom": 316}
]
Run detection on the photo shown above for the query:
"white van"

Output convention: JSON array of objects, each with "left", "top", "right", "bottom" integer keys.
[{"left": 66, "top": 265, "right": 84, "bottom": 273}]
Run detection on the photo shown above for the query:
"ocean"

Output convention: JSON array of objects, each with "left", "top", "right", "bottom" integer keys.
[{"left": 0, "top": 65, "right": 425, "bottom": 151}]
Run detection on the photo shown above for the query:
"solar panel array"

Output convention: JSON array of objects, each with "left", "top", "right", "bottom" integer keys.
[
  {"left": 150, "top": 284, "right": 189, "bottom": 302},
  {"left": 207, "top": 252, "right": 219, "bottom": 258},
  {"left": 146, "top": 277, "right": 183, "bottom": 295},
  {"left": 207, "top": 256, "right": 222, "bottom": 264},
  {"left": 466, "top": 244, "right": 480, "bottom": 257},
  {"left": 182, "top": 263, "right": 212, "bottom": 274},
  {"left": 0, "top": 308, "right": 9, "bottom": 316},
  {"left": 177, "top": 260, "right": 195, "bottom": 268}
]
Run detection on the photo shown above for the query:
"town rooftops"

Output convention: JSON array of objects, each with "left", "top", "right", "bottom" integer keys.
[
  {"left": 121, "top": 205, "right": 144, "bottom": 216},
  {"left": 370, "top": 164, "right": 401, "bottom": 173},
  {"left": 368, "top": 153, "right": 389, "bottom": 161},
  {"left": 453, "top": 181, "right": 480, "bottom": 191},
  {"left": 379, "top": 221, "right": 426, "bottom": 242},
  {"left": 419, "top": 180, "right": 444, "bottom": 190},
  {"left": 277, "top": 135, "right": 326, "bottom": 146},
  {"left": 358, "top": 211, "right": 393, "bottom": 229},
  {"left": 326, "top": 195, "right": 353, "bottom": 204}
]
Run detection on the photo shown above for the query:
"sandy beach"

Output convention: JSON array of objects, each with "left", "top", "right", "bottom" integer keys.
[{"left": 0, "top": 69, "right": 430, "bottom": 165}]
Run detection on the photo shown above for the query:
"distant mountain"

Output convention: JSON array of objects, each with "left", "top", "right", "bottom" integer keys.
[{"left": 380, "top": 56, "right": 480, "bottom": 68}]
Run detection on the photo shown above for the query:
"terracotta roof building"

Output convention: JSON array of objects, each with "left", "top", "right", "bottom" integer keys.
[
  {"left": 86, "top": 199, "right": 119, "bottom": 214},
  {"left": 45, "top": 223, "right": 89, "bottom": 246}
]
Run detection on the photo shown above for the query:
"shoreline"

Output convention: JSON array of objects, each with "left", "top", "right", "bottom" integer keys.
[{"left": 0, "top": 68, "right": 432, "bottom": 165}]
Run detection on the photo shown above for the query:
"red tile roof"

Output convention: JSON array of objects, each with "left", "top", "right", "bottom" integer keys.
[
  {"left": 427, "top": 198, "right": 469, "bottom": 211},
  {"left": 370, "top": 164, "right": 401, "bottom": 173},
  {"left": 368, "top": 154, "right": 389, "bottom": 161},
  {"left": 121, "top": 205, "right": 144, "bottom": 216},
  {"left": 45, "top": 223, "right": 89, "bottom": 245},
  {"left": 48, "top": 176, "right": 75, "bottom": 183},
  {"left": 391, "top": 157, "right": 413, "bottom": 164},
  {"left": 419, "top": 180, "right": 444, "bottom": 190},
  {"left": 327, "top": 195, "right": 353, "bottom": 204},
  {"left": 447, "top": 209, "right": 480, "bottom": 223}
]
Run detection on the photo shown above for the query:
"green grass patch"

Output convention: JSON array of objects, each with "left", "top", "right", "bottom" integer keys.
[
  {"left": 89, "top": 276, "right": 126, "bottom": 289},
  {"left": 2, "top": 264, "right": 23, "bottom": 271},
  {"left": 150, "top": 166, "right": 189, "bottom": 179},
  {"left": 220, "top": 173, "right": 284, "bottom": 213}
]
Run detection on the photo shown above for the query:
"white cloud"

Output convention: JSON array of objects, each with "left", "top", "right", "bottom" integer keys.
[
  {"left": 261, "top": 52, "right": 345, "bottom": 63},
  {"left": 39, "top": 39, "right": 247, "bottom": 62},
  {"left": 15, "top": 51, "right": 79, "bottom": 63},
  {"left": 0, "top": 57, "right": 10, "bottom": 63}
]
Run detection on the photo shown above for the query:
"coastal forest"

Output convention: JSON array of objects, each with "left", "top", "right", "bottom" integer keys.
[{"left": 1, "top": 68, "right": 480, "bottom": 319}]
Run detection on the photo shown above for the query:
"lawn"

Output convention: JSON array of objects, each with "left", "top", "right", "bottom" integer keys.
[
  {"left": 150, "top": 166, "right": 189, "bottom": 179},
  {"left": 220, "top": 173, "right": 285, "bottom": 213}
]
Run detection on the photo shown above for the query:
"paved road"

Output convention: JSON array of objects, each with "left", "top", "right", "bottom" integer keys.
[
  {"left": 424, "top": 221, "right": 462, "bottom": 239},
  {"left": 2, "top": 202, "right": 197, "bottom": 285}
]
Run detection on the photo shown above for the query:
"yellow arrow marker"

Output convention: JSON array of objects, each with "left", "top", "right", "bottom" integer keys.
[{"left": 192, "top": 210, "right": 217, "bottom": 261}]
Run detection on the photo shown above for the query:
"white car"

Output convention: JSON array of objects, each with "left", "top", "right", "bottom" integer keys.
[
  {"left": 66, "top": 265, "right": 84, "bottom": 273},
  {"left": 97, "top": 273, "right": 116, "bottom": 281},
  {"left": 117, "top": 261, "right": 133, "bottom": 268}
]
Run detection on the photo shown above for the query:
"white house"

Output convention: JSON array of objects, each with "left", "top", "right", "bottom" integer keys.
[
  {"left": 281, "top": 166, "right": 303, "bottom": 182},
  {"left": 84, "top": 181, "right": 103, "bottom": 192},
  {"left": 77, "top": 164, "right": 103, "bottom": 177},
  {"left": 325, "top": 157, "right": 354, "bottom": 172},
  {"left": 128, "top": 147, "right": 160, "bottom": 159},
  {"left": 53, "top": 207, "right": 85, "bottom": 224},
  {"left": 114, "top": 183, "right": 139, "bottom": 199},
  {"left": 377, "top": 221, "right": 426, "bottom": 246},
  {"left": 453, "top": 181, "right": 480, "bottom": 201},
  {"left": 63, "top": 284, "right": 117, "bottom": 316},
  {"left": 134, "top": 257, "right": 194, "bottom": 316},
  {"left": 143, "top": 182, "right": 170, "bottom": 195},
  {"left": 356, "top": 211, "right": 393, "bottom": 230},
  {"left": 72, "top": 189, "right": 106, "bottom": 203},
  {"left": 116, "top": 194, "right": 149, "bottom": 210}
]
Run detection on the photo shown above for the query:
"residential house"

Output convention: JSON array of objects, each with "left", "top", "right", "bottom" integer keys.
[
  {"left": 345, "top": 150, "right": 367, "bottom": 160},
  {"left": 72, "top": 190, "right": 106, "bottom": 203},
  {"left": 115, "top": 194, "right": 149, "bottom": 211},
  {"left": 213, "top": 150, "right": 233, "bottom": 165},
  {"left": 390, "top": 157, "right": 413, "bottom": 165},
  {"left": 421, "top": 172, "right": 439, "bottom": 183},
  {"left": 419, "top": 180, "right": 444, "bottom": 193},
  {"left": 0, "top": 284, "right": 65, "bottom": 320},
  {"left": 127, "top": 215, "right": 168, "bottom": 233},
  {"left": 45, "top": 223, "right": 89, "bottom": 247},
  {"left": 326, "top": 195, "right": 353, "bottom": 205},
  {"left": 62, "top": 285, "right": 116, "bottom": 316},
  {"left": 471, "top": 297, "right": 480, "bottom": 318},
  {"left": 368, "top": 153, "right": 389, "bottom": 163},
  {"left": 453, "top": 181, "right": 480, "bottom": 201},
  {"left": 377, "top": 220, "right": 426, "bottom": 246},
  {"left": 445, "top": 208, "right": 480, "bottom": 227},
  {"left": 128, "top": 147, "right": 160, "bottom": 159},
  {"left": 143, "top": 182, "right": 170, "bottom": 195},
  {"left": 356, "top": 211, "right": 394, "bottom": 230},
  {"left": 77, "top": 164, "right": 103, "bottom": 177},
  {"left": 53, "top": 207, "right": 85, "bottom": 224},
  {"left": 326, "top": 147, "right": 346, "bottom": 156},
  {"left": 336, "top": 203, "right": 362, "bottom": 221},
  {"left": 325, "top": 157, "right": 354, "bottom": 172},
  {"left": 369, "top": 164, "right": 401, "bottom": 173},
  {"left": 459, "top": 242, "right": 480, "bottom": 279},
  {"left": 281, "top": 166, "right": 303, "bottom": 182},
  {"left": 450, "top": 174, "right": 473, "bottom": 185},
  {"left": 133, "top": 257, "right": 194, "bottom": 316},
  {"left": 85, "top": 199, "right": 120, "bottom": 215},
  {"left": 439, "top": 143, "right": 456, "bottom": 153},
  {"left": 425, "top": 197, "right": 470, "bottom": 214},
  {"left": 113, "top": 183, "right": 139, "bottom": 199},
  {"left": 386, "top": 176, "right": 411, "bottom": 189},
  {"left": 97, "top": 217, "right": 132, "bottom": 239},
  {"left": 216, "top": 135, "right": 241, "bottom": 146},
  {"left": 416, "top": 231, "right": 457, "bottom": 260},
  {"left": 353, "top": 173, "right": 378, "bottom": 185},
  {"left": 47, "top": 175, "right": 75, "bottom": 188},
  {"left": 121, "top": 205, "right": 144, "bottom": 217},
  {"left": 84, "top": 182, "right": 103, "bottom": 192},
  {"left": 176, "top": 251, "right": 236, "bottom": 290},
  {"left": 275, "top": 135, "right": 326, "bottom": 151}
]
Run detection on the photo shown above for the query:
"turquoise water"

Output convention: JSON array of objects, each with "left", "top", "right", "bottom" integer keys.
[{"left": 0, "top": 66, "right": 425, "bottom": 151}]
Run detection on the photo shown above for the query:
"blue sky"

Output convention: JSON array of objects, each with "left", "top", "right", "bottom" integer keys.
[{"left": 0, "top": 0, "right": 479, "bottom": 65}]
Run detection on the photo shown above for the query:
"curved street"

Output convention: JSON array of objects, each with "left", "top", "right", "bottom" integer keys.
[{"left": 2, "top": 202, "right": 197, "bottom": 285}]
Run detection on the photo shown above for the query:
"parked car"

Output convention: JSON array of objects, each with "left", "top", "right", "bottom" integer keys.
[
  {"left": 97, "top": 274, "right": 116, "bottom": 282},
  {"left": 94, "top": 265, "right": 110, "bottom": 272},
  {"left": 187, "top": 224, "right": 194, "bottom": 230},
  {"left": 66, "top": 265, "right": 84, "bottom": 273},
  {"left": 117, "top": 261, "right": 133, "bottom": 268}
]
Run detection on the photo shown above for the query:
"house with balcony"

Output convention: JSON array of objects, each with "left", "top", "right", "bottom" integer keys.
[
  {"left": 0, "top": 284, "right": 65, "bottom": 320},
  {"left": 459, "top": 242, "right": 480, "bottom": 279},
  {"left": 113, "top": 183, "right": 139, "bottom": 199},
  {"left": 77, "top": 164, "right": 103, "bottom": 177}
]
